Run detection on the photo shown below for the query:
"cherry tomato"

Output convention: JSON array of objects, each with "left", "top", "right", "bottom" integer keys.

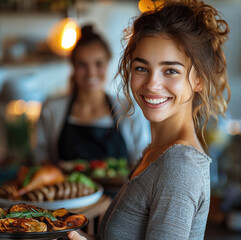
[
  {"left": 74, "top": 164, "right": 86, "bottom": 172},
  {"left": 90, "top": 160, "right": 107, "bottom": 169}
]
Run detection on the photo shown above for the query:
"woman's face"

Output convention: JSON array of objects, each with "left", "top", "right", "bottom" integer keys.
[
  {"left": 131, "top": 35, "right": 201, "bottom": 123},
  {"left": 73, "top": 42, "right": 109, "bottom": 92}
]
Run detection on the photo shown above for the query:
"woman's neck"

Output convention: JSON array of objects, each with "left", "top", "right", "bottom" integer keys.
[
  {"left": 149, "top": 109, "right": 203, "bottom": 153},
  {"left": 75, "top": 90, "right": 106, "bottom": 106},
  {"left": 71, "top": 90, "right": 110, "bottom": 123}
]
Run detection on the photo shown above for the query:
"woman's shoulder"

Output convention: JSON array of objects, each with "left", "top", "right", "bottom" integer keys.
[
  {"left": 161, "top": 144, "right": 212, "bottom": 166},
  {"left": 151, "top": 144, "right": 211, "bottom": 185},
  {"left": 150, "top": 144, "right": 211, "bottom": 194},
  {"left": 42, "top": 94, "right": 71, "bottom": 109}
]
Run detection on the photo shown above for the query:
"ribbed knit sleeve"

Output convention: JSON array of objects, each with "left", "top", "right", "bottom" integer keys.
[{"left": 146, "top": 147, "right": 206, "bottom": 239}]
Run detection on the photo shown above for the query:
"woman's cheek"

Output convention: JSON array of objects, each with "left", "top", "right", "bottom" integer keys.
[{"left": 131, "top": 75, "right": 141, "bottom": 92}]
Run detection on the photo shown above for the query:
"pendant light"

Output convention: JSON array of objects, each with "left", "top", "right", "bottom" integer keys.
[{"left": 47, "top": 18, "right": 81, "bottom": 57}]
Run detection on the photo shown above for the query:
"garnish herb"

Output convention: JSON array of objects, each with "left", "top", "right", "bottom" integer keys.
[
  {"left": 6, "top": 208, "right": 57, "bottom": 221},
  {"left": 23, "top": 166, "right": 41, "bottom": 187}
]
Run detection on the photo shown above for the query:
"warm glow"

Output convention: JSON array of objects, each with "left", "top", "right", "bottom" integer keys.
[
  {"left": 47, "top": 18, "right": 81, "bottom": 57},
  {"left": 138, "top": 0, "right": 164, "bottom": 12},
  {"left": 138, "top": 0, "right": 155, "bottom": 12},
  {"left": 25, "top": 101, "right": 42, "bottom": 122},
  {"left": 5, "top": 100, "right": 42, "bottom": 123},
  {"left": 61, "top": 28, "right": 77, "bottom": 49},
  {"left": 6, "top": 100, "right": 26, "bottom": 117}
]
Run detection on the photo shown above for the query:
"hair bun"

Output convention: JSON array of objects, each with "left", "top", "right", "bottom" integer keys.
[{"left": 81, "top": 25, "right": 94, "bottom": 36}]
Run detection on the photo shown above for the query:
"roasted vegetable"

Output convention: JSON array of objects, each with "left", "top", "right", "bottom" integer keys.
[
  {"left": 0, "top": 218, "right": 47, "bottom": 232},
  {"left": 8, "top": 203, "right": 45, "bottom": 214},
  {"left": 44, "top": 217, "right": 66, "bottom": 231},
  {"left": 65, "top": 214, "right": 86, "bottom": 229},
  {"left": 0, "top": 208, "right": 7, "bottom": 219},
  {"left": 0, "top": 203, "right": 87, "bottom": 233},
  {"left": 52, "top": 208, "right": 69, "bottom": 218}
]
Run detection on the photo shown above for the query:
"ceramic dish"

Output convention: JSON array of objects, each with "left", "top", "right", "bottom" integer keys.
[{"left": 0, "top": 184, "right": 103, "bottom": 210}]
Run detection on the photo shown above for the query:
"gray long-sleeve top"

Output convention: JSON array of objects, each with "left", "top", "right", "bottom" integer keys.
[{"left": 99, "top": 144, "right": 212, "bottom": 240}]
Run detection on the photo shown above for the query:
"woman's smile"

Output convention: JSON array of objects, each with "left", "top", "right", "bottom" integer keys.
[{"left": 141, "top": 95, "right": 172, "bottom": 108}]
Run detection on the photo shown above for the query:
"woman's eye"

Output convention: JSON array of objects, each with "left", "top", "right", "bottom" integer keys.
[
  {"left": 135, "top": 66, "right": 147, "bottom": 72},
  {"left": 165, "top": 69, "right": 179, "bottom": 75},
  {"left": 76, "top": 62, "right": 86, "bottom": 68},
  {"left": 96, "top": 61, "right": 106, "bottom": 68}
]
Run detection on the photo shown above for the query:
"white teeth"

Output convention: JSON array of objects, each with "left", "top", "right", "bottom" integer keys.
[{"left": 144, "top": 97, "right": 168, "bottom": 105}]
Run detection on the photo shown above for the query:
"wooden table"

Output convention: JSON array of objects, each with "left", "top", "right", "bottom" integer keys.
[{"left": 69, "top": 195, "right": 112, "bottom": 235}]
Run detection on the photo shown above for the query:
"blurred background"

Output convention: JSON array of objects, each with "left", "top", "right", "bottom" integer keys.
[{"left": 0, "top": 0, "right": 241, "bottom": 239}]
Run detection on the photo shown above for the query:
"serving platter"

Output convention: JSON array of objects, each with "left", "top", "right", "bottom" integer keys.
[
  {"left": 0, "top": 219, "right": 88, "bottom": 240},
  {"left": 0, "top": 184, "right": 103, "bottom": 210}
]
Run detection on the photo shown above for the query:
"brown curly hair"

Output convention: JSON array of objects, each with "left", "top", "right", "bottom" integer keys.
[{"left": 117, "top": 0, "right": 230, "bottom": 145}]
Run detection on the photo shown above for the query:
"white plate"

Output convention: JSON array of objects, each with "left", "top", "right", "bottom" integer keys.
[{"left": 0, "top": 184, "right": 103, "bottom": 210}]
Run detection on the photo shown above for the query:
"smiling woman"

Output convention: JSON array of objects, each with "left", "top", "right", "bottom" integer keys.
[{"left": 67, "top": 0, "right": 230, "bottom": 240}]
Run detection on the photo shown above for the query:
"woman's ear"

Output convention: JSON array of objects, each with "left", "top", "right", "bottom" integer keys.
[
  {"left": 191, "top": 67, "right": 203, "bottom": 92},
  {"left": 194, "top": 77, "right": 203, "bottom": 92}
]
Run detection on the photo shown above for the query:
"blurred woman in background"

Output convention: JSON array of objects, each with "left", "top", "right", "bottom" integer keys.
[{"left": 34, "top": 25, "right": 150, "bottom": 165}]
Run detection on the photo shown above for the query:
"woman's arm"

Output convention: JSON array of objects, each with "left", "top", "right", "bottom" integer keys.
[{"left": 145, "top": 150, "right": 205, "bottom": 240}]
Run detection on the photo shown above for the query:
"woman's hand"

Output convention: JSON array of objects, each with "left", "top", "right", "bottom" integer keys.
[{"left": 67, "top": 231, "right": 87, "bottom": 240}]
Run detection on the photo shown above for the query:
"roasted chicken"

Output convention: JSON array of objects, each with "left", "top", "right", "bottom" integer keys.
[{"left": 17, "top": 165, "right": 64, "bottom": 197}]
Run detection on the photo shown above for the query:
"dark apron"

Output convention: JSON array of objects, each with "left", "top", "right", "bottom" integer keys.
[{"left": 58, "top": 95, "right": 128, "bottom": 161}]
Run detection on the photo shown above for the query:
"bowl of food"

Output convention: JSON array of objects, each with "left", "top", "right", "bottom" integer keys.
[{"left": 59, "top": 157, "right": 130, "bottom": 188}]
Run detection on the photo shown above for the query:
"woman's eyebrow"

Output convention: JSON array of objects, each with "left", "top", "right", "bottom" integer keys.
[
  {"left": 132, "top": 57, "right": 149, "bottom": 65},
  {"left": 160, "top": 61, "right": 185, "bottom": 67},
  {"left": 132, "top": 57, "right": 184, "bottom": 67}
]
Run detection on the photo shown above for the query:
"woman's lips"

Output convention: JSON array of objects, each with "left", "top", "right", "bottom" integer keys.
[{"left": 141, "top": 95, "right": 171, "bottom": 107}]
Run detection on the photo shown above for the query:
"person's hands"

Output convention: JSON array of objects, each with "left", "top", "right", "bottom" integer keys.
[{"left": 68, "top": 231, "right": 87, "bottom": 240}]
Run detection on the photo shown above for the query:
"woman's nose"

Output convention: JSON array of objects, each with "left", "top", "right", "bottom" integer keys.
[
  {"left": 145, "top": 71, "right": 162, "bottom": 89},
  {"left": 87, "top": 65, "right": 97, "bottom": 78}
]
